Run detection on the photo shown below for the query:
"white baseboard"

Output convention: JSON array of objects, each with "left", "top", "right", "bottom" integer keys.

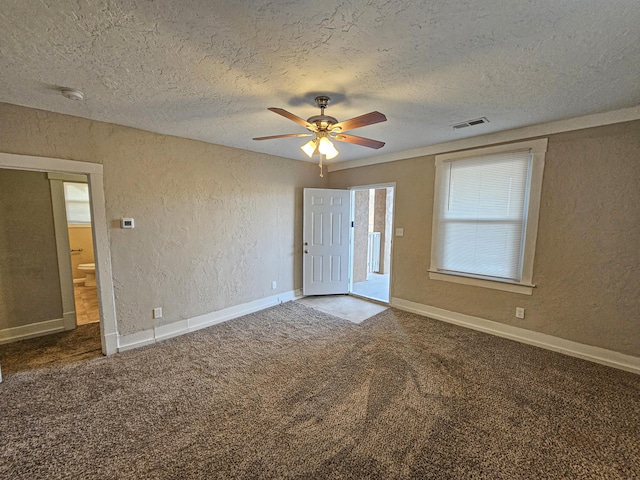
[
  {"left": 117, "top": 289, "right": 302, "bottom": 352},
  {"left": 0, "top": 317, "right": 66, "bottom": 345},
  {"left": 117, "top": 329, "right": 155, "bottom": 352},
  {"left": 391, "top": 298, "right": 640, "bottom": 375},
  {"left": 103, "top": 332, "right": 118, "bottom": 356}
]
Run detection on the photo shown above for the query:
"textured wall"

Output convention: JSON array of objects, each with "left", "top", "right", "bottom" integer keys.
[
  {"left": 68, "top": 227, "right": 95, "bottom": 280},
  {"left": 353, "top": 190, "right": 369, "bottom": 283},
  {"left": 0, "top": 169, "right": 63, "bottom": 328},
  {"left": 373, "top": 188, "right": 387, "bottom": 273},
  {"left": 0, "top": 103, "right": 325, "bottom": 337},
  {"left": 329, "top": 120, "right": 640, "bottom": 357},
  {"left": 383, "top": 187, "right": 394, "bottom": 275}
]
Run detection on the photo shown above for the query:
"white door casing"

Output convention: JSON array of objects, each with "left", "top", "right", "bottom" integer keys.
[
  {"left": 0, "top": 152, "right": 118, "bottom": 357},
  {"left": 303, "top": 188, "right": 351, "bottom": 296}
]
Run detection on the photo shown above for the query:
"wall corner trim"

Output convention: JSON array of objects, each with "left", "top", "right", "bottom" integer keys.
[
  {"left": 116, "top": 289, "right": 302, "bottom": 352},
  {"left": 390, "top": 297, "right": 640, "bottom": 375}
]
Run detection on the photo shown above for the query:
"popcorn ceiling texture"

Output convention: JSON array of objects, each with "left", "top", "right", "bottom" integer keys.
[
  {"left": 0, "top": 1, "right": 638, "bottom": 163},
  {"left": 0, "top": 102, "right": 325, "bottom": 337},
  {"left": 329, "top": 120, "right": 640, "bottom": 357}
]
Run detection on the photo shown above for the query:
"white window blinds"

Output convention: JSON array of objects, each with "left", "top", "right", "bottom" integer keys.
[
  {"left": 432, "top": 149, "right": 532, "bottom": 282},
  {"left": 63, "top": 182, "right": 91, "bottom": 224}
]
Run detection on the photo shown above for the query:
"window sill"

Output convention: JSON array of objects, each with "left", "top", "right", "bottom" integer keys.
[{"left": 428, "top": 271, "right": 535, "bottom": 295}]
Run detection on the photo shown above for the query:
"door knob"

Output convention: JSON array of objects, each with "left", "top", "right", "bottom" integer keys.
[
  {"left": 304, "top": 249, "right": 309, "bottom": 254},
  {"left": 304, "top": 242, "right": 308, "bottom": 246}
]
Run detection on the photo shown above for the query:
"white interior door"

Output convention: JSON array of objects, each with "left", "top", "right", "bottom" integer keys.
[{"left": 303, "top": 188, "right": 351, "bottom": 296}]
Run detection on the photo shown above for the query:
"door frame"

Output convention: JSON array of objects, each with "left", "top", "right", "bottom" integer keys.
[
  {"left": 348, "top": 182, "right": 396, "bottom": 304},
  {"left": 0, "top": 152, "right": 118, "bottom": 356},
  {"left": 48, "top": 172, "right": 86, "bottom": 332}
]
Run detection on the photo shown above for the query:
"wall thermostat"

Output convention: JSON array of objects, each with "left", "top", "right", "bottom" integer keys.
[{"left": 120, "top": 218, "right": 135, "bottom": 229}]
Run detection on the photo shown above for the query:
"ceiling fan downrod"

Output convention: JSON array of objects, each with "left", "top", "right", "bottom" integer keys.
[{"left": 314, "top": 95, "right": 330, "bottom": 115}]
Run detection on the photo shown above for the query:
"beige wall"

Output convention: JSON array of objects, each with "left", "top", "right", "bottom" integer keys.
[
  {"left": 0, "top": 169, "right": 63, "bottom": 328},
  {"left": 68, "top": 226, "right": 95, "bottom": 280},
  {"left": 0, "top": 102, "right": 325, "bottom": 336},
  {"left": 328, "top": 120, "right": 640, "bottom": 357}
]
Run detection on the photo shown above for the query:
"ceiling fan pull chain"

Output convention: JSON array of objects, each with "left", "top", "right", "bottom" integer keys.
[{"left": 319, "top": 154, "right": 324, "bottom": 177}]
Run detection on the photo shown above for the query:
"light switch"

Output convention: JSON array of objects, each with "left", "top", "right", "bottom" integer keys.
[{"left": 395, "top": 228, "right": 404, "bottom": 237}]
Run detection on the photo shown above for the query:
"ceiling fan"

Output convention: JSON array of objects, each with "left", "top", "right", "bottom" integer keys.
[{"left": 253, "top": 96, "right": 387, "bottom": 176}]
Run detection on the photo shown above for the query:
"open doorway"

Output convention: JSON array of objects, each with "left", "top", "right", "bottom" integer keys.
[
  {"left": 63, "top": 181, "right": 100, "bottom": 326},
  {"left": 0, "top": 152, "right": 118, "bottom": 366},
  {"left": 350, "top": 184, "right": 395, "bottom": 303},
  {"left": 0, "top": 168, "right": 105, "bottom": 377}
]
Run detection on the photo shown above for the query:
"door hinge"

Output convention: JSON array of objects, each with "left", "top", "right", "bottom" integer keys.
[{"left": 351, "top": 221, "right": 356, "bottom": 227}]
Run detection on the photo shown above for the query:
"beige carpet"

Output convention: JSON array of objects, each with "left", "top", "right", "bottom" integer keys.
[
  {"left": 0, "top": 322, "right": 102, "bottom": 375},
  {"left": 0, "top": 302, "right": 638, "bottom": 479}
]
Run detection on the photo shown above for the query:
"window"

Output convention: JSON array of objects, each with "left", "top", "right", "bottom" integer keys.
[
  {"left": 63, "top": 182, "right": 91, "bottom": 224},
  {"left": 430, "top": 139, "right": 547, "bottom": 295}
]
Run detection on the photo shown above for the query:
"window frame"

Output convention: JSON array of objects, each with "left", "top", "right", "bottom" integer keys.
[
  {"left": 429, "top": 138, "right": 547, "bottom": 295},
  {"left": 63, "top": 181, "right": 92, "bottom": 225}
]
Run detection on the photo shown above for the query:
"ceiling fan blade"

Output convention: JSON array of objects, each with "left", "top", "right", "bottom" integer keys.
[
  {"left": 268, "top": 108, "right": 317, "bottom": 131},
  {"left": 253, "top": 133, "right": 314, "bottom": 141},
  {"left": 333, "top": 133, "right": 385, "bottom": 149},
  {"left": 332, "top": 111, "right": 387, "bottom": 132}
]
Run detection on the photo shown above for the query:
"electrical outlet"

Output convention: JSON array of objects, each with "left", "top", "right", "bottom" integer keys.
[
  {"left": 153, "top": 307, "right": 163, "bottom": 319},
  {"left": 515, "top": 307, "right": 525, "bottom": 319},
  {"left": 272, "top": 281, "right": 277, "bottom": 290}
]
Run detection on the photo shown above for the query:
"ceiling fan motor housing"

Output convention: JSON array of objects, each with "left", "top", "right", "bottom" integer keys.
[
  {"left": 307, "top": 114, "right": 338, "bottom": 131},
  {"left": 308, "top": 96, "right": 337, "bottom": 131}
]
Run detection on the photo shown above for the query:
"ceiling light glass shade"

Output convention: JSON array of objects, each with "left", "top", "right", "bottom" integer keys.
[
  {"left": 320, "top": 138, "right": 339, "bottom": 159},
  {"left": 318, "top": 137, "right": 333, "bottom": 155},
  {"left": 324, "top": 146, "right": 339, "bottom": 159},
  {"left": 301, "top": 139, "right": 317, "bottom": 158}
]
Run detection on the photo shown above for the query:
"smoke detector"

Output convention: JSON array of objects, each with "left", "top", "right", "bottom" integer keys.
[{"left": 61, "top": 88, "right": 85, "bottom": 101}]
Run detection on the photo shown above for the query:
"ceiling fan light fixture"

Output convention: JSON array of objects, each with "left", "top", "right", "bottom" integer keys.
[
  {"left": 318, "top": 137, "right": 338, "bottom": 158},
  {"left": 257, "top": 95, "right": 386, "bottom": 168},
  {"left": 301, "top": 139, "right": 317, "bottom": 158},
  {"left": 324, "top": 144, "right": 339, "bottom": 160}
]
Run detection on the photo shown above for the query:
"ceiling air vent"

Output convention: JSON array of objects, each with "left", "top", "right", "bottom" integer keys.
[{"left": 452, "top": 117, "right": 489, "bottom": 130}]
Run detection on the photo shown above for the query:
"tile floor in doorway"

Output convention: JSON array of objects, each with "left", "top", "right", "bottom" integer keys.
[
  {"left": 74, "top": 284, "right": 100, "bottom": 325},
  {"left": 297, "top": 295, "right": 388, "bottom": 324}
]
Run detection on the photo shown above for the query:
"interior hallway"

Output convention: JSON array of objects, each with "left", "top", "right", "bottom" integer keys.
[
  {"left": 0, "top": 323, "right": 102, "bottom": 376},
  {"left": 0, "top": 285, "right": 101, "bottom": 376}
]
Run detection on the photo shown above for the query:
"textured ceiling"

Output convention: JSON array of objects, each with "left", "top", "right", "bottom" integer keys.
[{"left": 1, "top": 0, "right": 639, "bottom": 164}]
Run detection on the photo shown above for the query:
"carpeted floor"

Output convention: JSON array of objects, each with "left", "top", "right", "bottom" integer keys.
[
  {"left": 0, "top": 302, "right": 638, "bottom": 479},
  {"left": 0, "top": 322, "right": 102, "bottom": 374}
]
